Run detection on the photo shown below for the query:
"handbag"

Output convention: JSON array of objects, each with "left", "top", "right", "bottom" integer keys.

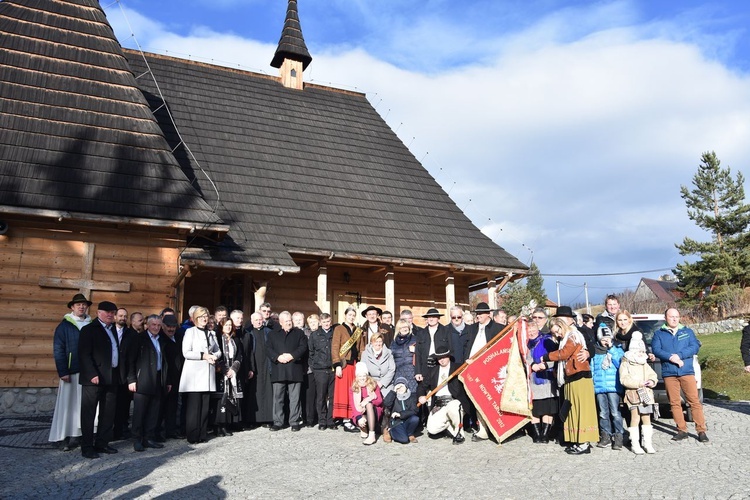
[
  {"left": 636, "top": 387, "right": 652, "bottom": 405},
  {"left": 220, "top": 382, "right": 239, "bottom": 416}
]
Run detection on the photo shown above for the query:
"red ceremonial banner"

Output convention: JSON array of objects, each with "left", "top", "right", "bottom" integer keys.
[{"left": 459, "top": 326, "right": 529, "bottom": 443}]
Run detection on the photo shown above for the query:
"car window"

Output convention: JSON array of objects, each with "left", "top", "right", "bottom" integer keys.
[{"left": 633, "top": 320, "right": 662, "bottom": 346}]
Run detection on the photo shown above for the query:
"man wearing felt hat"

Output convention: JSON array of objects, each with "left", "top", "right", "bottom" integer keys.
[
  {"left": 78, "top": 300, "right": 122, "bottom": 458},
  {"left": 462, "top": 302, "right": 504, "bottom": 439},
  {"left": 417, "top": 342, "right": 468, "bottom": 444},
  {"left": 48, "top": 293, "right": 92, "bottom": 452},
  {"left": 360, "top": 304, "right": 393, "bottom": 348},
  {"left": 414, "top": 308, "right": 450, "bottom": 384}
]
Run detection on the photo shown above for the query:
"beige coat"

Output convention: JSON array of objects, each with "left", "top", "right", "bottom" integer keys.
[{"left": 618, "top": 354, "right": 657, "bottom": 408}]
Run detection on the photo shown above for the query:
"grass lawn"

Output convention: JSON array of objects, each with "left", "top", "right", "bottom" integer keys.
[{"left": 698, "top": 331, "right": 750, "bottom": 401}]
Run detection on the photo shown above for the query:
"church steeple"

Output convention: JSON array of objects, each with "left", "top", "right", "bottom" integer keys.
[{"left": 271, "top": 0, "right": 312, "bottom": 90}]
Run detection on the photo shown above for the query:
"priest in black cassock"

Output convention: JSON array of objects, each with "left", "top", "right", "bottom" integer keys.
[{"left": 242, "top": 312, "right": 275, "bottom": 427}]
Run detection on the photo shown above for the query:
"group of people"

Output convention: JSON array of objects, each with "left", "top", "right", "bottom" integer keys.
[
  {"left": 526, "top": 296, "right": 709, "bottom": 455},
  {"left": 48, "top": 291, "right": 709, "bottom": 458}
]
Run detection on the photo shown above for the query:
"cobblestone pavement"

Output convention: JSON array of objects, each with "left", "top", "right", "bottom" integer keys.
[{"left": 1, "top": 400, "right": 749, "bottom": 499}]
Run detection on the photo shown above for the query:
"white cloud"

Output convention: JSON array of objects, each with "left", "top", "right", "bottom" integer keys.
[{"left": 103, "top": 2, "right": 750, "bottom": 304}]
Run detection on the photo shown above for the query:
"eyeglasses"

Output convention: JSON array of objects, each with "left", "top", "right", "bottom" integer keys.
[
  {"left": 451, "top": 316, "right": 462, "bottom": 320},
  {"left": 197, "top": 314, "right": 208, "bottom": 319}
]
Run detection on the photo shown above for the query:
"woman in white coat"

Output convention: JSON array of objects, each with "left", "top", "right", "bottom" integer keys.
[{"left": 180, "top": 306, "right": 222, "bottom": 443}]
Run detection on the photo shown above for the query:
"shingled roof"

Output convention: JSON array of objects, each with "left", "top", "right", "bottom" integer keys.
[
  {"left": 125, "top": 51, "right": 528, "bottom": 273},
  {"left": 0, "top": 0, "right": 224, "bottom": 229}
]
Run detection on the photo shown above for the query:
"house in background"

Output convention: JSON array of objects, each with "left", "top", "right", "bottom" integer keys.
[
  {"left": 0, "top": 0, "right": 527, "bottom": 389},
  {"left": 632, "top": 276, "right": 681, "bottom": 313}
]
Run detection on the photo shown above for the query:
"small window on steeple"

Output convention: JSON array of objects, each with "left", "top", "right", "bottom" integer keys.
[{"left": 290, "top": 68, "right": 297, "bottom": 78}]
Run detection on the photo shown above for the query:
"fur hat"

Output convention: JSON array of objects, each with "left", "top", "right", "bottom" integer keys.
[
  {"left": 355, "top": 361, "right": 369, "bottom": 377},
  {"left": 628, "top": 331, "right": 647, "bottom": 353}
]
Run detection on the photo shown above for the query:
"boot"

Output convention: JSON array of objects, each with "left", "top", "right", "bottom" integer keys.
[
  {"left": 642, "top": 425, "right": 656, "bottom": 454},
  {"left": 363, "top": 431, "right": 376, "bottom": 445},
  {"left": 382, "top": 425, "right": 392, "bottom": 443},
  {"left": 539, "top": 423, "right": 551, "bottom": 444},
  {"left": 628, "top": 427, "right": 644, "bottom": 455},
  {"left": 531, "top": 423, "right": 543, "bottom": 443}
]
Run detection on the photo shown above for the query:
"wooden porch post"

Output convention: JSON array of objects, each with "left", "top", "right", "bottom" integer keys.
[
  {"left": 316, "top": 266, "right": 330, "bottom": 314},
  {"left": 445, "top": 272, "right": 455, "bottom": 312},
  {"left": 488, "top": 278, "right": 498, "bottom": 309},
  {"left": 254, "top": 281, "right": 268, "bottom": 309},
  {"left": 385, "top": 268, "right": 395, "bottom": 315}
]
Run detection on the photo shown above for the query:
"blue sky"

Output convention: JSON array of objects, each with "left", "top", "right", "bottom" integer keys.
[{"left": 103, "top": 0, "right": 750, "bottom": 307}]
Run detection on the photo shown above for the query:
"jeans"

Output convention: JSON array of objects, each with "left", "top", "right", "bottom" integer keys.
[
  {"left": 596, "top": 392, "right": 623, "bottom": 436},
  {"left": 389, "top": 415, "right": 420, "bottom": 443}
]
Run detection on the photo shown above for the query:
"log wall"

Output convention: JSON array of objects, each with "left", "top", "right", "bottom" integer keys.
[{"left": 0, "top": 217, "right": 184, "bottom": 387}]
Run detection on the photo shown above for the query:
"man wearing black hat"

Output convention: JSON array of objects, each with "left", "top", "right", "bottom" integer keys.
[
  {"left": 49, "top": 293, "right": 92, "bottom": 452},
  {"left": 462, "top": 302, "right": 503, "bottom": 438},
  {"left": 78, "top": 301, "right": 121, "bottom": 458},
  {"left": 417, "top": 342, "right": 467, "bottom": 444},
  {"left": 414, "top": 308, "right": 450, "bottom": 383},
  {"left": 360, "top": 305, "right": 393, "bottom": 348}
]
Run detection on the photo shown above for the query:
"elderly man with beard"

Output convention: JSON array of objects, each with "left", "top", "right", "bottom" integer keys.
[
  {"left": 360, "top": 305, "right": 393, "bottom": 348},
  {"left": 267, "top": 311, "right": 308, "bottom": 432},
  {"left": 49, "top": 293, "right": 93, "bottom": 452}
]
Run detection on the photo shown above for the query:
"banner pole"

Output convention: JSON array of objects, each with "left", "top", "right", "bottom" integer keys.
[{"left": 417, "top": 317, "right": 519, "bottom": 407}]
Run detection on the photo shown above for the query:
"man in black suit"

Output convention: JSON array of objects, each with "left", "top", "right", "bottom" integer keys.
[
  {"left": 158, "top": 313, "right": 184, "bottom": 439},
  {"left": 266, "top": 311, "right": 308, "bottom": 431},
  {"left": 113, "top": 307, "right": 135, "bottom": 440},
  {"left": 78, "top": 301, "right": 121, "bottom": 458},
  {"left": 462, "top": 302, "right": 503, "bottom": 440},
  {"left": 414, "top": 308, "right": 450, "bottom": 384},
  {"left": 128, "top": 315, "right": 171, "bottom": 452}
]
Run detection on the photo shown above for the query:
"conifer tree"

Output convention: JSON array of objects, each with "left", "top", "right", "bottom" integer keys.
[{"left": 674, "top": 151, "right": 750, "bottom": 314}]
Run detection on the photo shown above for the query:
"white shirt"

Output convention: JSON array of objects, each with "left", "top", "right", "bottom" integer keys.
[
  {"left": 436, "top": 364, "right": 451, "bottom": 397},
  {"left": 469, "top": 323, "right": 486, "bottom": 357}
]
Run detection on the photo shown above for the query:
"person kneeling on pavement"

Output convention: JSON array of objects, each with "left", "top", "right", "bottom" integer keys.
[
  {"left": 417, "top": 344, "right": 467, "bottom": 445},
  {"left": 382, "top": 377, "right": 420, "bottom": 444}
]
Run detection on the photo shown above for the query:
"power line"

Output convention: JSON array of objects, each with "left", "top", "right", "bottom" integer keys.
[{"left": 541, "top": 267, "right": 674, "bottom": 278}]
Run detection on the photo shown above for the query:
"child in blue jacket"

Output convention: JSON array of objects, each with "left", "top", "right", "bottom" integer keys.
[{"left": 592, "top": 324, "right": 625, "bottom": 450}]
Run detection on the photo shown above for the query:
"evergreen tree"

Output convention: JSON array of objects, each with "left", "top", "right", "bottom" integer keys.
[
  {"left": 501, "top": 263, "right": 548, "bottom": 316},
  {"left": 525, "top": 263, "right": 547, "bottom": 307},
  {"left": 674, "top": 151, "right": 750, "bottom": 314}
]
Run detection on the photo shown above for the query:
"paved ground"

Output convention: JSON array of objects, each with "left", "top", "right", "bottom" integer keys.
[{"left": 1, "top": 400, "right": 749, "bottom": 499}]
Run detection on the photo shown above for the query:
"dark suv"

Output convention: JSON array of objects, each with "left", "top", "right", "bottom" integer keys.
[{"left": 632, "top": 314, "right": 703, "bottom": 422}]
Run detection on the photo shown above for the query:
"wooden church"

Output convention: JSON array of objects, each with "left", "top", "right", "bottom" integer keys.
[{"left": 0, "top": 0, "right": 527, "bottom": 388}]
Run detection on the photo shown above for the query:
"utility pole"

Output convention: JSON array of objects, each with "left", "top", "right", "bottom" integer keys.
[
  {"left": 584, "top": 282, "right": 590, "bottom": 314},
  {"left": 556, "top": 280, "right": 560, "bottom": 306}
]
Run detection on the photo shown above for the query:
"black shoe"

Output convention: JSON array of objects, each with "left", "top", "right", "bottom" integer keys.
[
  {"left": 318, "top": 424, "right": 327, "bottom": 431},
  {"left": 343, "top": 422, "right": 359, "bottom": 433},
  {"left": 269, "top": 425, "right": 282, "bottom": 432},
  {"left": 291, "top": 425, "right": 301, "bottom": 432},
  {"left": 94, "top": 445, "right": 118, "bottom": 454},
  {"left": 672, "top": 431, "right": 689, "bottom": 441},
  {"left": 151, "top": 435, "right": 166, "bottom": 443},
  {"left": 133, "top": 442, "right": 145, "bottom": 452},
  {"left": 452, "top": 433, "right": 465, "bottom": 445},
  {"left": 565, "top": 443, "right": 591, "bottom": 455},
  {"left": 62, "top": 437, "right": 80, "bottom": 452},
  {"left": 698, "top": 432, "right": 709, "bottom": 443},
  {"left": 144, "top": 440, "right": 164, "bottom": 449},
  {"left": 82, "top": 449, "right": 100, "bottom": 459}
]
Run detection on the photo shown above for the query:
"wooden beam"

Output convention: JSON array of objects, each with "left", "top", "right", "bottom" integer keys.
[
  {"left": 38, "top": 277, "right": 131, "bottom": 293},
  {"left": 384, "top": 269, "right": 395, "bottom": 315}
]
